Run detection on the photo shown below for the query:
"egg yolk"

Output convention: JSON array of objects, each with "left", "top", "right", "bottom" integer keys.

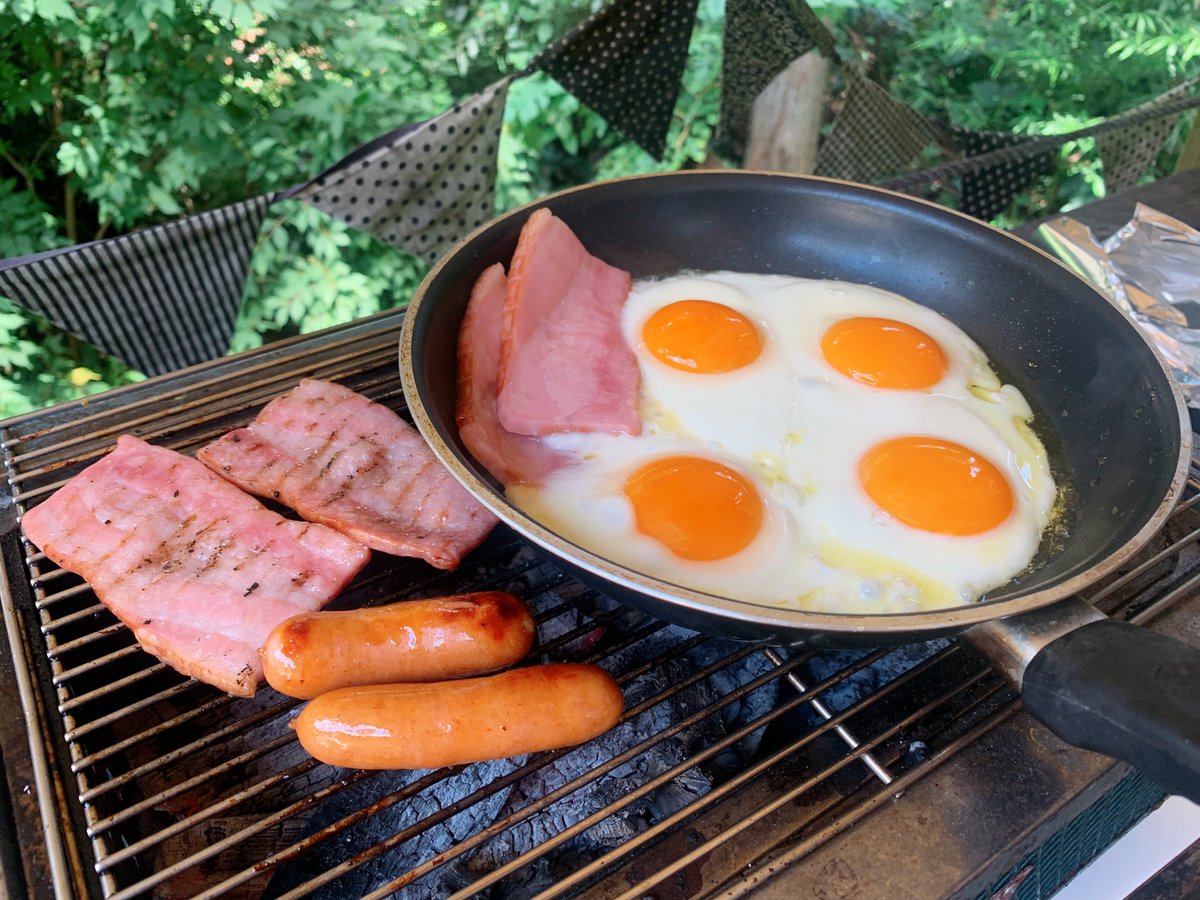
[
  {"left": 858, "top": 437, "right": 1013, "bottom": 536},
  {"left": 624, "top": 455, "right": 763, "bottom": 560},
  {"left": 821, "top": 317, "right": 948, "bottom": 389},
  {"left": 642, "top": 300, "right": 763, "bottom": 373}
]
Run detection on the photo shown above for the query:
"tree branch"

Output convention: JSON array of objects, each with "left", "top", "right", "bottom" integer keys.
[{"left": 0, "top": 148, "right": 37, "bottom": 194}]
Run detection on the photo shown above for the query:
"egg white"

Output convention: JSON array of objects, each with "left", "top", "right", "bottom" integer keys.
[{"left": 505, "top": 272, "right": 1058, "bottom": 613}]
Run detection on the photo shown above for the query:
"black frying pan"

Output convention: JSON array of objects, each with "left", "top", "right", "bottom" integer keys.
[{"left": 401, "top": 171, "right": 1200, "bottom": 801}]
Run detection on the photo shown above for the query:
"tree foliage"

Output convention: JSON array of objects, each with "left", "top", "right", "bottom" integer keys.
[{"left": 0, "top": 0, "right": 1196, "bottom": 416}]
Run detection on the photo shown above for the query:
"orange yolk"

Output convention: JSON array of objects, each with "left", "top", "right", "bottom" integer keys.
[
  {"left": 623, "top": 455, "right": 763, "bottom": 561},
  {"left": 858, "top": 437, "right": 1013, "bottom": 536},
  {"left": 642, "top": 300, "right": 763, "bottom": 373},
  {"left": 821, "top": 317, "right": 948, "bottom": 389}
]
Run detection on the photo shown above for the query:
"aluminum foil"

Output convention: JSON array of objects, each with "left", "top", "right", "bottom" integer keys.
[{"left": 1037, "top": 203, "right": 1200, "bottom": 406}]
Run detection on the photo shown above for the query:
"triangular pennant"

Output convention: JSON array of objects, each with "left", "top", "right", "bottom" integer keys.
[
  {"left": 531, "top": 0, "right": 700, "bottom": 160},
  {"left": 716, "top": 0, "right": 832, "bottom": 159},
  {"left": 1097, "top": 82, "right": 1193, "bottom": 195},
  {"left": 953, "top": 128, "right": 1058, "bottom": 221},
  {"left": 0, "top": 194, "right": 273, "bottom": 376},
  {"left": 290, "top": 78, "right": 511, "bottom": 265},
  {"left": 814, "top": 69, "right": 944, "bottom": 184}
]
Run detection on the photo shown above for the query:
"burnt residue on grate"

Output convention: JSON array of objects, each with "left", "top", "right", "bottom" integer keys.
[{"left": 3, "top": 313, "right": 1199, "bottom": 899}]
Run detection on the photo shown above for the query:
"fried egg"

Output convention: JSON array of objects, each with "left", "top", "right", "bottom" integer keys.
[{"left": 507, "top": 272, "right": 1058, "bottom": 613}]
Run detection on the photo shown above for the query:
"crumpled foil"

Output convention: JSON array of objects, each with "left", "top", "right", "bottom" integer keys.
[{"left": 1037, "top": 203, "right": 1200, "bottom": 406}]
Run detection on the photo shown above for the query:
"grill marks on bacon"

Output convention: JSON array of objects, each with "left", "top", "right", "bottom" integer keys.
[
  {"left": 20, "top": 436, "right": 370, "bottom": 697},
  {"left": 457, "top": 263, "right": 572, "bottom": 486},
  {"left": 495, "top": 208, "right": 640, "bottom": 437},
  {"left": 197, "top": 379, "right": 497, "bottom": 570}
]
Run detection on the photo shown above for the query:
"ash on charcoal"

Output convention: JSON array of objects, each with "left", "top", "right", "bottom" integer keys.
[
  {"left": 798, "top": 640, "right": 949, "bottom": 717},
  {"left": 265, "top": 599, "right": 795, "bottom": 899},
  {"left": 262, "top": 759, "right": 521, "bottom": 898},
  {"left": 444, "top": 631, "right": 786, "bottom": 897}
]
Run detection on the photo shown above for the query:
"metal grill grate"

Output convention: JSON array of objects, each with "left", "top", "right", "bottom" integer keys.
[{"left": 2, "top": 308, "right": 1198, "bottom": 899}]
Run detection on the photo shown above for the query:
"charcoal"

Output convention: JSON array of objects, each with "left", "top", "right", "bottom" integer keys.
[
  {"left": 262, "top": 760, "right": 519, "bottom": 898},
  {"left": 799, "top": 640, "right": 949, "bottom": 717},
  {"left": 262, "top": 617, "right": 797, "bottom": 898}
]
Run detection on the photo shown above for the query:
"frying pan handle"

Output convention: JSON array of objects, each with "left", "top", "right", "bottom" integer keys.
[{"left": 1021, "top": 617, "right": 1200, "bottom": 804}]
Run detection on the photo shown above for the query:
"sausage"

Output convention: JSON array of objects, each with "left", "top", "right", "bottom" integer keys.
[
  {"left": 292, "top": 663, "right": 624, "bottom": 769},
  {"left": 261, "top": 591, "right": 535, "bottom": 699}
]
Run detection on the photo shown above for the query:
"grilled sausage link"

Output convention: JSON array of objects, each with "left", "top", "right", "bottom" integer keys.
[
  {"left": 292, "top": 663, "right": 624, "bottom": 769},
  {"left": 261, "top": 591, "right": 535, "bottom": 699}
]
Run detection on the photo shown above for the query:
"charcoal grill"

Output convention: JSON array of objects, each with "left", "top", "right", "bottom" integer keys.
[{"left": 1, "top": 307, "right": 1198, "bottom": 900}]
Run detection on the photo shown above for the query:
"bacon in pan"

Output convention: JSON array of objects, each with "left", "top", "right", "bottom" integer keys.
[
  {"left": 457, "top": 262, "right": 573, "bottom": 485},
  {"left": 495, "top": 208, "right": 640, "bottom": 437}
]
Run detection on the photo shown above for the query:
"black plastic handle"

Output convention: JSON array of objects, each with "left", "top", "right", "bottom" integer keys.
[{"left": 1022, "top": 617, "right": 1200, "bottom": 804}]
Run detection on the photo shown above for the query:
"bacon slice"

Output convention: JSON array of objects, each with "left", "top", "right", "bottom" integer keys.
[
  {"left": 21, "top": 436, "right": 370, "bottom": 697},
  {"left": 457, "top": 263, "right": 573, "bottom": 485},
  {"left": 496, "top": 208, "right": 640, "bottom": 437},
  {"left": 198, "top": 379, "right": 497, "bottom": 570}
]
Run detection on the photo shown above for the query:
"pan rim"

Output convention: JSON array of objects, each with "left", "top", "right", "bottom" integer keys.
[{"left": 400, "top": 169, "right": 1193, "bottom": 639}]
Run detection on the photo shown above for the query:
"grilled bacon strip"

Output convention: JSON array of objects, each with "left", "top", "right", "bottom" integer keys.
[
  {"left": 21, "top": 436, "right": 370, "bottom": 697},
  {"left": 198, "top": 379, "right": 497, "bottom": 570}
]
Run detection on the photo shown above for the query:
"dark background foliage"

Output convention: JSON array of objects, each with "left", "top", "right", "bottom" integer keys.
[{"left": 0, "top": 0, "right": 1196, "bottom": 415}]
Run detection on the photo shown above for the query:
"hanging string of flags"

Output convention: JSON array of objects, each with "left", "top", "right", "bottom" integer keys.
[{"left": 0, "top": 0, "right": 1196, "bottom": 377}]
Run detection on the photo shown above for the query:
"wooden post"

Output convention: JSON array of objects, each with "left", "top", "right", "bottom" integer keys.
[
  {"left": 744, "top": 50, "right": 831, "bottom": 174},
  {"left": 1175, "top": 112, "right": 1200, "bottom": 173}
]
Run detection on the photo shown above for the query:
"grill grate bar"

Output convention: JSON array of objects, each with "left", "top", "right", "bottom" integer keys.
[
  {"left": 7, "top": 346, "right": 402, "bottom": 503},
  {"left": 0, "top": 312, "right": 400, "bottom": 449},
  {"left": 30, "top": 567, "right": 77, "bottom": 591},
  {"left": 525, "top": 644, "right": 944, "bottom": 900},
  {"left": 77, "top": 699, "right": 299, "bottom": 801},
  {"left": 277, "top": 641, "right": 785, "bottom": 900},
  {"left": 59, "top": 661, "right": 166, "bottom": 714},
  {"left": 54, "top": 643, "right": 145, "bottom": 687},
  {"left": 103, "top": 763, "right": 386, "bottom": 900},
  {"left": 762, "top": 646, "right": 894, "bottom": 786},
  {"left": 370, "top": 648, "right": 817, "bottom": 900},
  {"left": 1089, "top": 522, "right": 1200, "bottom": 608},
  {"left": 196, "top": 638, "right": 757, "bottom": 899},
  {"left": 1131, "top": 566, "right": 1200, "bottom": 627},
  {"left": 70, "top": 693, "right": 237, "bottom": 775},
  {"left": 90, "top": 731, "right": 302, "bottom": 857},
  {"left": 3, "top": 327, "right": 401, "bottom": 468},
  {"left": 603, "top": 664, "right": 1001, "bottom": 900},
  {"left": 64, "top": 679, "right": 201, "bottom": 741},
  {"left": 40, "top": 601, "right": 107, "bottom": 634},
  {"left": 182, "top": 766, "right": 461, "bottom": 900},
  {"left": 709, "top": 689, "right": 1022, "bottom": 900},
  {"left": 47, "top": 621, "right": 128, "bottom": 657}
]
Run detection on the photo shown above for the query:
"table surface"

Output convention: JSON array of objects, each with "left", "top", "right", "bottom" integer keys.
[{"left": 1012, "top": 165, "right": 1200, "bottom": 244}]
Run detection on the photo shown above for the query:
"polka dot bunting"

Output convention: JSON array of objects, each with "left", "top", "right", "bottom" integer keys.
[
  {"left": 953, "top": 128, "right": 1057, "bottom": 222},
  {"left": 815, "top": 69, "right": 947, "bottom": 185},
  {"left": 290, "top": 78, "right": 511, "bottom": 265},
  {"left": 531, "top": 0, "right": 700, "bottom": 161},
  {"left": 715, "top": 0, "right": 829, "bottom": 160},
  {"left": 1097, "top": 82, "right": 1191, "bottom": 195}
]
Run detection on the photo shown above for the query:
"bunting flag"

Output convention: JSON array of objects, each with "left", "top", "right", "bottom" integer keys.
[
  {"left": 715, "top": 0, "right": 833, "bottom": 159},
  {"left": 953, "top": 128, "right": 1058, "bottom": 221},
  {"left": 1096, "top": 82, "right": 1194, "bottom": 194},
  {"left": 531, "top": 0, "right": 700, "bottom": 161},
  {"left": 288, "top": 78, "right": 512, "bottom": 265},
  {"left": 814, "top": 69, "right": 946, "bottom": 184},
  {"left": 0, "top": 194, "right": 273, "bottom": 376}
]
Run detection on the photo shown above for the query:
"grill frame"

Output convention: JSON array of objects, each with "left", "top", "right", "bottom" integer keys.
[{"left": 1, "top": 306, "right": 1196, "bottom": 899}]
